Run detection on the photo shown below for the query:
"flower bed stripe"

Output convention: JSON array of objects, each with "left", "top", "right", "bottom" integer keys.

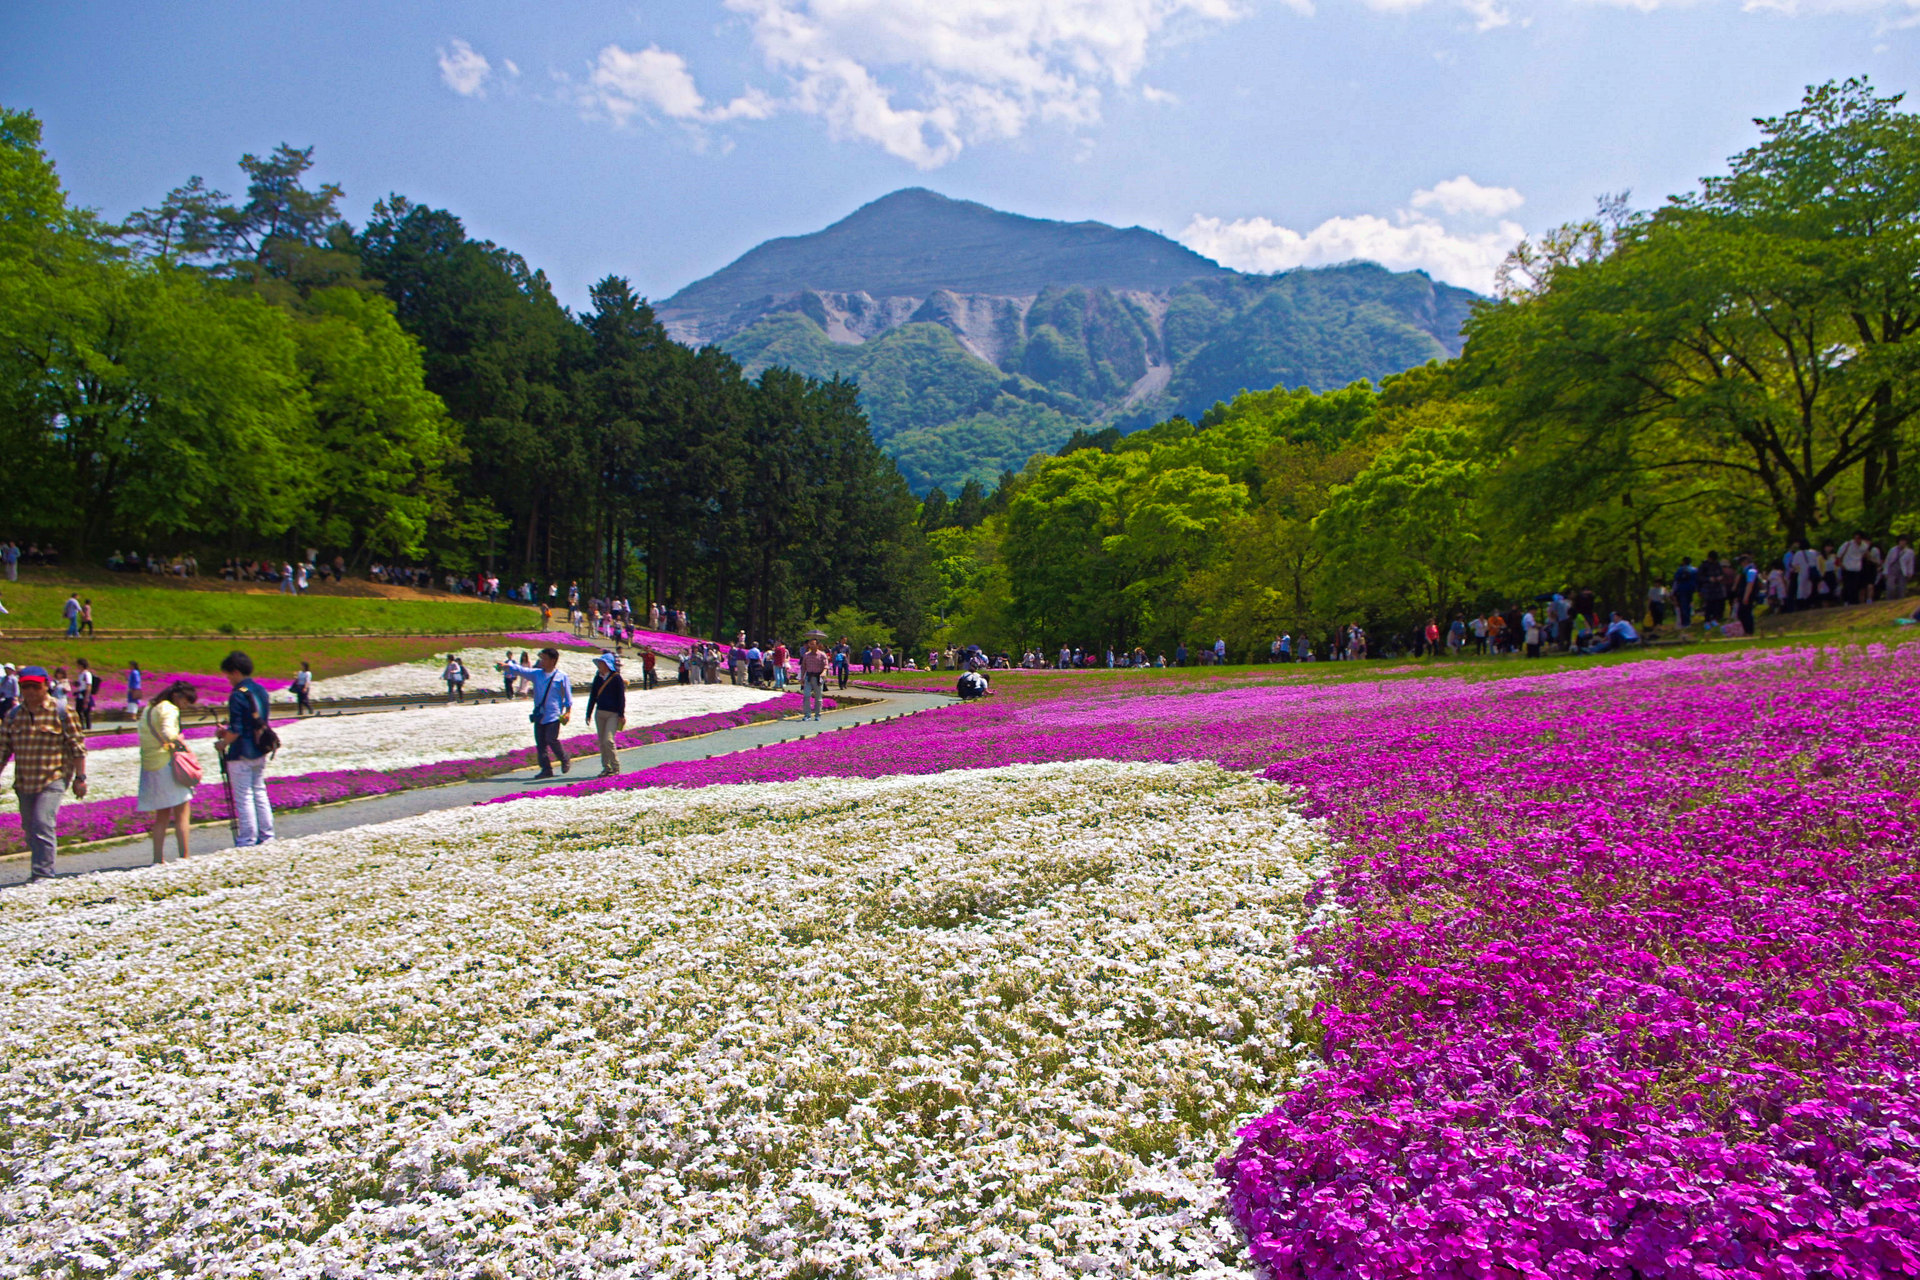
[{"left": 0, "top": 694, "right": 817, "bottom": 852}]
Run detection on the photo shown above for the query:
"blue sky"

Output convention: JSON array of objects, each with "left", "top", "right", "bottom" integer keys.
[{"left": 2, "top": 0, "right": 1910, "bottom": 305}]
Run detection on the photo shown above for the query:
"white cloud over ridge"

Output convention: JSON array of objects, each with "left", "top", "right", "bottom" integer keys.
[
  {"left": 583, "top": 44, "right": 776, "bottom": 126},
  {"left": 1180, "top": 177, "right": 1527, "bottom": 293},
  {"left": 438, "top": 39, "right": 492, "bottom": 97}
]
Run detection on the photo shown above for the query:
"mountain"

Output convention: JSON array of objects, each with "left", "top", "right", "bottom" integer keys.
[{"left": 657, "top": 189, "right": 1480, "bottom": 494}]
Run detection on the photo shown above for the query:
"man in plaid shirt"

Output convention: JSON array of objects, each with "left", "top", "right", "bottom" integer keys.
[{"left": 1, "top": 665, "right": 88, "bottom": 880}]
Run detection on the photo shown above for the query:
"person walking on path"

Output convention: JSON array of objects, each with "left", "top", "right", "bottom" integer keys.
[
  {"left": 833, "top": 642, "right": 851, "bottom": 691},
  {"left": 79, "top": 598, "right": 93, "bottom": 637},
  {"left": 125, "top": 661, "right": 144, "bottom": 715},
  {"left": 63, "top": 591, "right": 80, "bottom": 638},
  {"left": 584, "top": 652, "right": 626, "bottom": 777},
  {"left": 442, "top": 654, "right": 468, "bottom": 702},
  {"left": 137, "top": 681, "right": 200, "bottom": 865},
  {"left": 214, "top": 651, "right": 275, "bottom": 848},
  {"left": 291, "top": 662, "right": 314, "bottom": 715},
  {"left": 799, "top": 637, "right": 830, "bottom": 722},
  {"left": 1, "top": 666, "right": 87, "bottom": 881},
  {"left": 498, "top": 648, "right": 572, "bottom": 779},
  {"left": 641, "top": 647, "right": 658, "bottom": 690}
]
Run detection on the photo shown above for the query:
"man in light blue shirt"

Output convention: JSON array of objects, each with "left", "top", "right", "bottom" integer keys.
[
  {"left": 1583, "top": 612, "right": 1641, "bottom": 655},
  {"left": 498, "top": 647, "right": 573, "bottom": 778}
]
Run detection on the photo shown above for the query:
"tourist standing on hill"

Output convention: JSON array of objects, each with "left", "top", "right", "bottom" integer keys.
[
  {"left": 2, "top": 666, "right": 87, "bottom": 880},
  {"left": 0, "top": 540, "right": 16, "bottom": 581},
  {"left": 291, "top": 662, "right": 314, "bottom": 715},
  {"left": 1734, "top": 555, "right": 1762, "bottom": 635},
  {"left": 1883, "top": 536, "right": 1915, "bottom": 599},
  {"left": 799, "top": 637, "right": 830, "bottom": 722},
  {"left": 1672, "top": 558, "right": 1699, "bottom": 627},
  {"left": 137, "top": 681, "right": 200, "bottom": 865},
  {"left": 1839, "top": 532, "right": 1880, "bottom": 604},
  {"left": 62, "top": 591, "right": 80, "bottom": 638},
  {"left": 498, "top": 648, "right": 572, "bottom": 779},
  {"left": 0, "top": 664, "right": 15, "bottom": 719},
  {"left": 1698, "top": 553, "right": 1728, "bottom": 627},
  {"left": 215, "top": 651, "right": 275, "bottom": 847},
  {"left": 584, "top": 652, "right": 626, "bottom": 777}
]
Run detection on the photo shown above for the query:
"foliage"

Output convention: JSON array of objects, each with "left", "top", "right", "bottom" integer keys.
[{"left": 0, "top": 118, "right": 937, "bottom": 646}]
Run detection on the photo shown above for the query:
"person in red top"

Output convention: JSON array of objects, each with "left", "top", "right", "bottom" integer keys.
[
  {"left": 0, "top": 666, "right": 87, "bottom": 881},
  {"left": 771, "top": 641, "right": 790, "bottom": 690}
]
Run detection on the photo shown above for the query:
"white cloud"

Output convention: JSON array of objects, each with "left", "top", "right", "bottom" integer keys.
[
  {"left": 712, "top": 0, "right": 1252, "bottom": 167},
  {"left": 583, "top": 44, "right": 776, "bottom": 127},
  {"left": 1412, "top": 174, "right": 1524, "bottom": 217},
  {"left": 438, "top": 38, "right": 493, "bottom": 97},
  {"left": 1179, "top": 179, "right": 1529, "bottom": 293}
]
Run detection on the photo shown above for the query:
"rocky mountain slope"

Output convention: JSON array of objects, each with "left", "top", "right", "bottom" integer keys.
[{"left": 657, "top": 189, "right": 1480, "bottom": 493}]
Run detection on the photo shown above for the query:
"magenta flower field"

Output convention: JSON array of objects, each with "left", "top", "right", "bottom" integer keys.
[{"left": 513, "top": 645, "right": 1920, "bottom": 1278}]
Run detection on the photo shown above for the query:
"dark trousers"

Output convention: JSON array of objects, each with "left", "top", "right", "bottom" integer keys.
[
  {"left": 1703, "top": 597, "right": 1725, "bottom": 624},
  {"left": 295, "top": 687, "right": 312, "bottom": 715},
  {"left": 1675, "top": 593, "right": 1694, "bottom": 626},
  {"left": 643, "top": 668, "right": 658, "bottom": 690},
  {"left": 534, "top": 719, "right": 567, "bottom": 772},
  {"left": 1736, "top": 600, "right": 1756, "bottom": 634}
]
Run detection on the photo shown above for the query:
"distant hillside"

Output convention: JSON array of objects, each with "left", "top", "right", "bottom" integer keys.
[{"left": 657, "top": 190, "right": 1480, "bottom": 493}]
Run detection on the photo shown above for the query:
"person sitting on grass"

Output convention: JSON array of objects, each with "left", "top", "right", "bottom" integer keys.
[
  {"left": 1581, "top": 612, "right": 1641, "bottom": 655},
  {"left": 137, "top": 681, "right": 200, "bottom": 865}
]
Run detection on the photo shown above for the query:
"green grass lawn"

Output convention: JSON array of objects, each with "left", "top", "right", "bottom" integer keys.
[{"left": 0, "top": 566, "right": 532, "bottom": 637}]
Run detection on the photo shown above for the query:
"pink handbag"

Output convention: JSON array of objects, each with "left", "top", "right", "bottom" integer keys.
[{"left": 150, "top": 706, "right": 204, "bottom": 785}]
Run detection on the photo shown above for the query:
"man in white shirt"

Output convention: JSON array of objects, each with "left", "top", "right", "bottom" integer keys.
[
  {"left": 1883, "top": 536, "right": 1915, "bottom": 600},
  {"left": 1838, "top": 532, "right": 1880, "bottom": 604}
]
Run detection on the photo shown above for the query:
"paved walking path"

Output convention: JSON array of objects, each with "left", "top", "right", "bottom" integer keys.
[{"left": 3, "top": 684, "right": 953, "bottom": 887}]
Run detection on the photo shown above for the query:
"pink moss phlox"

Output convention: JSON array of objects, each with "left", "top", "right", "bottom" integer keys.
[{"left": 512, "top": 644, "right": 1920, "bottom": 1277}]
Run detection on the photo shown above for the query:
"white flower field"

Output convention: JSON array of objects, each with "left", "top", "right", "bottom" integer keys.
[
  {"left": 303, "top": 647, "right": 610, "bottom": 701},
  {"left": 0, "top": 761, "right": 1331, "bottom": 1278}
]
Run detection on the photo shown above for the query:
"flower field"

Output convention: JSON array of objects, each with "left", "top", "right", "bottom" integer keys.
[
  {"left": 0, "top": 688, "right": 809, "bottom": 852},
  {"left": 511, "top": 644, "right": 1920, "bottom": 1278},
  {"left": 303, "top": 646, "right": 606, "bottom": 700},
  {"left": 0, "top": 761, "right": 1330, "bottom": 1276}
]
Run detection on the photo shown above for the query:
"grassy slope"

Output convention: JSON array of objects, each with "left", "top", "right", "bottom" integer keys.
[
  {"left": 0, "top": 635, "right": 501, "bottom": 689},
  {"left": 0, "top": 567, "right": 530, "bottom": 637}
]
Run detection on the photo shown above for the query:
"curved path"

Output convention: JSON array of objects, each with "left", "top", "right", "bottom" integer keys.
[{"left": 2, "top": 684, "right": 952, "bottom": 887}]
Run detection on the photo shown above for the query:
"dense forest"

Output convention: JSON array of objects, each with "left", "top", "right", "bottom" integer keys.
[
  {"left": 0, "top": 109, "right": 931, "bottom": 645},
  {"left": 3, "top": 80, "right": 1914, "bottom": 654}
]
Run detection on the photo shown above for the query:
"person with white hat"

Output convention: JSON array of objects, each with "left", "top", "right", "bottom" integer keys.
[
  {"left": 1, "top": 665, "right": 88, "bottom": 880},
  {"left": 584, "top": 652, "right": 626, "bottom": 777}
]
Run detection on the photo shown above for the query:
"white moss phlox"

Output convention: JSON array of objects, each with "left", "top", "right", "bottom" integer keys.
[{"left": 0, "top": 760, "right": 1332, "bottom": 1277}]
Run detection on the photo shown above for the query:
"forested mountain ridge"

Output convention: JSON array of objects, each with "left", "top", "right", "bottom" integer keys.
[{"left": 656, "top": 189, "right": 1480, "bottom": 492}]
